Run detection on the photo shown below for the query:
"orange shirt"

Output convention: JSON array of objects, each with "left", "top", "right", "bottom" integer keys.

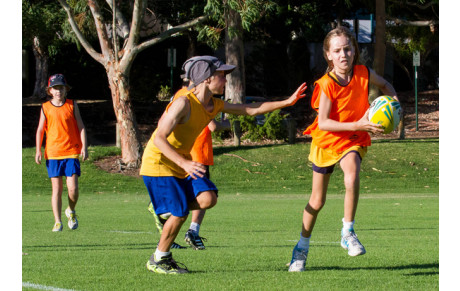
[
  {"left": 190, "top": 126, "right": 213, "bottom": 165},
  {"left": 174, "top": 87, "right": 214, "bottom": 166},
  {"left": 42, "top": 99, "right": 82, "bottom": 159},
  {"left": 304, "top": 65, "right": 371, "bottom": 153}
]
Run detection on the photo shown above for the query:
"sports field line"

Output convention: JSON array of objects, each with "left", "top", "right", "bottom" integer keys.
[
  {"left": 219, "top": 193, "right": 438, "bottom": 200},
  {"left": 106, "top": 230, "right": 154, "bottom": 234},
  {"left": 22, "top": 281, "right": 77, "bottom": 291}
]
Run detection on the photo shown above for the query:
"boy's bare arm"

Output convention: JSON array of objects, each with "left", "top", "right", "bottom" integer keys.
[
  {"left": 153, "top": 97, "right": 206, "bottom": 179},
  {"left": 222, "top": 83, "right": 307, "bottom": 116},
  {"left": 35, "top": 110, "right": 46, "bottom": 164}
]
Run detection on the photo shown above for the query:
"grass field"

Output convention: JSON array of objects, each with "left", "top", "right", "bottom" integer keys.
[{"left": 22, "top": 140, "right": 439, "bottom": 290}]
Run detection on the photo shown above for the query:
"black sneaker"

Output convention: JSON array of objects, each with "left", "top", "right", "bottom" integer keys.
[
  {"left": 156, "top": 241, "right": 186, "bottom": 249},
  {"left": 146, "top": 253, "right": 189, "bottom": 274},
  {"left": 184, "top": 229, "right": 207, "bottom": 250}
]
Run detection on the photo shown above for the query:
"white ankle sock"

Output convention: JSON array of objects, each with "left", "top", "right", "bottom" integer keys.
[
  {"left": 342, "top": 218, "right": 355, "bottom": 232},
  {"left": 189, "top": 222, "right": 200, "bottom": 234},
  {"left": 297, "top": 233, "right": 310, "bottom": 250},
  {"left": 154, "top": 249, "right": 170, "bottom": 261}
]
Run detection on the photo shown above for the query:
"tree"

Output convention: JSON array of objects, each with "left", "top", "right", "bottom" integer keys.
[
  {"left": 23, "top": 0, "right": 67, "bottom": 98},
  {"left": 57, "top": 0, "right": 207, "bottom": 166}
]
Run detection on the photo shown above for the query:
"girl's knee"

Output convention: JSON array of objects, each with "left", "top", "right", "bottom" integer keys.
[{"left": 307, "top": 197, "right": 326, "bottom": 212}]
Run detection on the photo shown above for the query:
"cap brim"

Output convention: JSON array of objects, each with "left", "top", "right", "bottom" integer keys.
[{"left": 216, "top": 64, "right": 236, "bottom": 74}]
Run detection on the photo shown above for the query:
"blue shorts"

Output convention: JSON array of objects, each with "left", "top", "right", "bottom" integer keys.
[
  {"left": 143, "top": 175, "right": 218, "bottom": 217},
  {"left": 312, "top": 151, "right": 362, "bottom": 174},
  {"left": 46, "top": 158, "right": 81, "bottom": 178}
]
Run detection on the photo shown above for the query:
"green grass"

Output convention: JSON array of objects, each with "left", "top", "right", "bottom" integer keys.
[{"left": 22, "top": 139, "right": 439, "bottom": 290}]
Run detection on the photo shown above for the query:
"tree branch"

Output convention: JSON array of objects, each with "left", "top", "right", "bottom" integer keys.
[
  {"left": 105, "top": 0, "right": 130, "bottom": 38},
  {"left": 87, "top": 0, "right": 113, "bottom": 64},
  {"left": 125, "top": 0, "right": 146, "bottom": 51},
  {"left": 57, "top": 0, "right": 104, "bottom": 65},
  {"left": 136, "top": 15, "right": 208, "bottom": 54},
  {"left": 389, "top": 17, "right": 438, "bottom": 27}
]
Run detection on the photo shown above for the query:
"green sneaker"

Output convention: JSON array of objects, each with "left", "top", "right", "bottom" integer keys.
[
  {"left": 52, "top": 222, "right": 63, "bottom": 232},
  {"left": 146, "top": 253, "right": 189, "bottom": 274},
  {"left": 148, "top": 202, "right": 169, "bottom": 234},
  {"left": 65, "top": 208, "right": 78, "bottom": 230}
]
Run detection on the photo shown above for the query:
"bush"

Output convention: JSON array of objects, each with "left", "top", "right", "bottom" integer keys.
[{"left": 230, "top": 109, "right": 289, "bottom": 141}]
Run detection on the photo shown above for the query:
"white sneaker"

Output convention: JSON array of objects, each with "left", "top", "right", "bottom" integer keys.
[
  {"left": 341, "top": 229, "right": 366, "bottom": 256},
  {"left": 288, "top": 245, "right": 308, "bottom": 272},
  {"left": 65, "top": 208, "right": 78, "bottom": 230},
  {"left": 52, "top": 222, "right": 63, "bottom": 232}
]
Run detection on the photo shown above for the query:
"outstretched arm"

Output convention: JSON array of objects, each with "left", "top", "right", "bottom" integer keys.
[{"left": 222, "top": 83, "right": 307, "bottom": 116}]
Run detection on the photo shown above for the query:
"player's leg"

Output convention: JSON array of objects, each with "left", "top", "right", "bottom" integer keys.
[
  {"left": 188, "top": 190, "right": 217, "bottom": 210},
  {"left": 185, "top": 209, "right": 207, "bottom": 250},
  {"left": 147, "top": 202, "right": 185, "bottom": 249},
  {"left": 50, "top": 176, "right": 64, "bottom": 232},
  {"left": 144, "top": 176, "right": 190, "bottom": 274},
  {"left": 289, "top": 170, "right": 331, "bottom": 272},
  {"left": 65, "top": 174, "right": 79, "bottom": 229},
  {"left": 339, "top": 152, "right": 366, "bottom": 256}
]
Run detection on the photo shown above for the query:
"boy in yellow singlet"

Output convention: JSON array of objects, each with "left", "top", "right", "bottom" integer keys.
[
  {"left": 35, "top": 74, "right": 88, "bottom": 232},
  {"left": 142, "top": 55, "right": 307, "bottom": 274},
  {"left": 288, "top": 27, "right": 400, "bottom": 272}
]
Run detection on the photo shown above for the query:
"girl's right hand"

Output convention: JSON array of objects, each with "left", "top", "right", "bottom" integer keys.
[
  {"left": 35, "top": 151, "right": 42, "bottom": 165},
  {"left": 356, "top": 110, "right": 384, "bottom": 134}
]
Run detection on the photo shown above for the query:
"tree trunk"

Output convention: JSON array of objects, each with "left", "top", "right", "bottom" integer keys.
[
  {"left": 225, "top": 8, "right": 245, "bottom": 105},
  {"left": 107, "top": 67, "right": 143, "bottom": 167},
  {"left": 32, "top": 36, "right": 49, "bottom": 99},
  {"left": 370, "top": 0, "right": 386, "bottom": 101}
]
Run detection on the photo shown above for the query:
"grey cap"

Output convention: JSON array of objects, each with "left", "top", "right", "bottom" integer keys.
[{"left": 181, "top": 56, "right": 236, "bottom": 90}]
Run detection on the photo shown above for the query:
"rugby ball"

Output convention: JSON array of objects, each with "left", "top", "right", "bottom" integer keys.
[{"left": 368, "top": 96, "right": 401, "bottom": 134}]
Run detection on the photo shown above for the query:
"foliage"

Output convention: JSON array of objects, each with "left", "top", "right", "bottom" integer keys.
[
  {"left": 22, "top": 0, "right": 67, "bottom": 56},
  {"left": 156, "top": 85, "right": 172, "bottom": 101},
  {"left": 230, "top": 109, "right": 288, "bottom": 141},
  {"left": 199, "top": 0, "right": 277, "bottom": 49}
]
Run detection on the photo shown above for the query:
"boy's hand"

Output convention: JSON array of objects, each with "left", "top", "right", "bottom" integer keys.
[
  {"left": 80, "top": 148, "right": 88, "bottom": 161},
  {"left": 287, "top": 82, "right": 307, "bottom": 106},
  {"left": 35, "top": 151, "right": 42, "bottom": 165},
  {"left": 183, "top": 160, "right": 206, "bottom": 180}
]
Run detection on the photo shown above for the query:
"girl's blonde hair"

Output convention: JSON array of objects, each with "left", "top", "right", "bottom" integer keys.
[{"left": 323, "top": 26, "right": 360, "bottom": 73}]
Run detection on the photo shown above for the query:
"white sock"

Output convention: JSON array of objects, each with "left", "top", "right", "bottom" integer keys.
[
  {"left": 342, "top": 218, "right": 355, "bottom": 232},
  {"left": 159, "top": 212, "right": 171, "bottom": 220},
  {"left": 297, "top": 233, "right": 310, "bottom": 250},
  {"left": 154, "top": 249, "right": 170, "bottom": 261},
  {"left": 189, "top": 222, "right": 200, "bottom": 234}
]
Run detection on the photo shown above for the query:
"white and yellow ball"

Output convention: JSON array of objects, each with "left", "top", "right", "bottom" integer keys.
[{"left": 368, "top": 96, "right": 402, "bottom": 134}]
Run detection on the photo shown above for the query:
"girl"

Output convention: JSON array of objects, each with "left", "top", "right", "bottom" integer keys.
[
  {"left": 288, "top": 27, "right": 399, "bottom": 272},
  {"left": 35, "top": 74, "right": 88, "bottom": 232}
]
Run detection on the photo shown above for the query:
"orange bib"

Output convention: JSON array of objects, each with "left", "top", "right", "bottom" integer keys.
[
  {"left": 42, "top": 99, "right": 82, "bottom": 159},
  {"left": 304, "top": 65, "right": 371, "bottom": 154}
]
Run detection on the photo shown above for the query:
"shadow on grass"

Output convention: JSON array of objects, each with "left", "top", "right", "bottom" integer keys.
[
  {"left": 23, "top": 242, "right": 154, "bottom": 251},
  {"left": 308, "top": 262, "right": 439, "bottom": 273}
]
